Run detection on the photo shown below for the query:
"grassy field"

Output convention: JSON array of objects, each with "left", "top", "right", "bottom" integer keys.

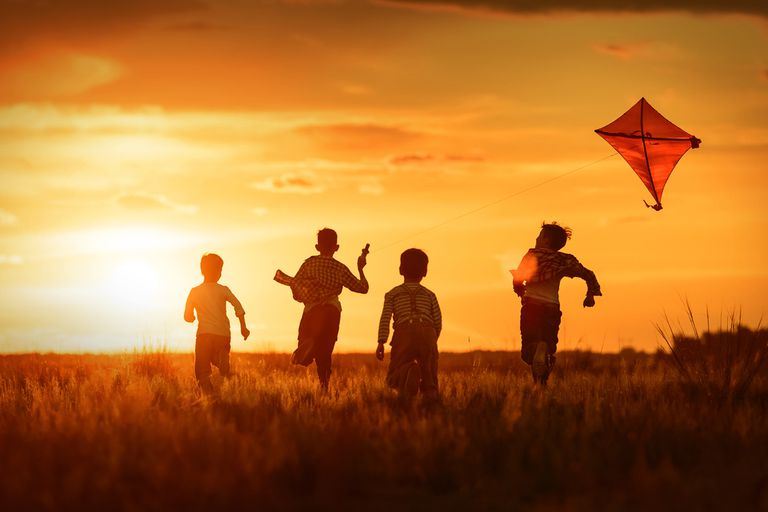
[{"left": 1, "top": 331, "right": 767, "bottom": 511}]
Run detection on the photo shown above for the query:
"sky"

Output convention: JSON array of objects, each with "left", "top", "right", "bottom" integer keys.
[{"left": 1, "top": 0, "right": 767, "bottom": 353}]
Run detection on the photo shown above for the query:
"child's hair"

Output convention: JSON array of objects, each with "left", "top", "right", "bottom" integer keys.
[
  {"left": 540, "top": 222, "right": 572, "bottom": 250},
  {"left": 317, "top": 228, "right": 338, "bottom": 249},
  {"left": 400, "top": 248, "right": 429, "bottom": 280},
  {"left": 200, "top": 253, "right": 224, "bottom": 279}
]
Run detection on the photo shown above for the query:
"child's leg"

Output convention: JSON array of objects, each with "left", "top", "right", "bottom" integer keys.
[
  {"left": 386, "top": 328, "right": 417, "bottom": 393},
  {"left": 519, "top": 303, "right": 540, "bottom": 365},
  {"left": 194, "top": 334, "right": 214, "bottom": 395},
  {"left": 212, "top": 336, "right": 232, "bottom": 378},
  {"left": 313, "top": 305, "right": 340, "bottom": 389}
]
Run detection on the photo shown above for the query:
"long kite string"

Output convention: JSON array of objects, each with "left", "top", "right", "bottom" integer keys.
[{"left": 375, "top": 152, "right": 619, "bottom": 252}]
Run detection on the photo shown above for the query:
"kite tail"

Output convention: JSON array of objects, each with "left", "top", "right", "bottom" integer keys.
[{"left": 643, "top": 200, "right": 663, "bottom": 211}]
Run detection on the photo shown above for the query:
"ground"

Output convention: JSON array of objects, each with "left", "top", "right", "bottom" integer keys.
[{"left": 0, "top": 350, "right": 766, "bottom": 511}]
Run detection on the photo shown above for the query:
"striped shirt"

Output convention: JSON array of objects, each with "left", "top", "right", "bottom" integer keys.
[
  {"left": 512, "top": 248, "right": 601, "bottom": 305},
  {"left": 377, "top": 283, "right": 442, "bottom": 344}
]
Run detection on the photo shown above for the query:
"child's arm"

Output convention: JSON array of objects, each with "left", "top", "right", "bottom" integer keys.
[
  {"left": 225, "top": 287, "right": 250, "bottom": 340},
  {"left": 511, "top": 252, "right": 535, "bottom": 297},
  {"left": 237, "top": 314, "right": 250, "bottom": 341},
  {"left": 563, "top": 258, "right": 602, "bottom": 307},
  {"left": 376, "top": 293, "right": 393, "bottom": 360},
  {"left": 184, "top": 291, "right": 195, "bottom": 323},
  {"left": 431, "top": 294, "right": 442, "bottom": 339}
]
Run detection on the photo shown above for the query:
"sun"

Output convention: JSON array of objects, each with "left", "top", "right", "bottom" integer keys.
[{"left": 106, "top": 259, "right": 159, "bottom": 309}]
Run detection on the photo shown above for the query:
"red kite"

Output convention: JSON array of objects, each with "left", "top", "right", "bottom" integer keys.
[{"left": 595, "top": 98, "right": 701, "bottom": 211}]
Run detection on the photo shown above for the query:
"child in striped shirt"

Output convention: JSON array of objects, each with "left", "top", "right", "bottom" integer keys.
[{"left": 376, "top": 248, "right": 442, "bottom": 401}]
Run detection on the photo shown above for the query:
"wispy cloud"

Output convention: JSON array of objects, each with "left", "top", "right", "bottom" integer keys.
[
  {"left": 295, "top": 123, "right": 423, "bottom": 152},
  {"left": 0, "top": 255, "right": 23, "bottom": 265},
  {"left": 378, "top": 0, "right": 768, "bottom": 17},
  {"left": 116, "top": 192, "right": 198, "bottom": 214},
  {"left": 0, "top": 53, "right": 123, "bottom": 98},
  {"left": 252, "top": 173, "right": 326, "bottom": 194},
  {"left": 591, "top": 41, "right": 680, "bottom": 60},
  {"left": 389, "top": 153, "right": 485, "bottom": 166},
  {"left": 0, "top": 209, "right": 18, "bottom": 226}
]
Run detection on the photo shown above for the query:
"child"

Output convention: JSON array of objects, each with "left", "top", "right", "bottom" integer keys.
[
  {"left": 512, "top": 223, "right": 601, "bottom": 384},
  {"left": 376, "top": 248, "right": 442, "bottom": 401},
  {"left": 184, "top": 253, "right": 250, "bottom": 395},
  {"left": 277, "top": 228, "right": 369, "bottom": 390}
]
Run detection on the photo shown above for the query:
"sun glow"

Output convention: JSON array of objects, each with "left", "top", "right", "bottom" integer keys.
[{"left": 105, "top": 259, "right": 160, "bottom": 309}]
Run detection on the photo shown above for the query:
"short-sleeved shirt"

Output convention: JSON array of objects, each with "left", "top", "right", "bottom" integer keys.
[
  {"left": 185, "top": 282, "right": 245, "bottom": 337},
  {"left": 292, "top": 255, "right": 368, "bottom": 312}
]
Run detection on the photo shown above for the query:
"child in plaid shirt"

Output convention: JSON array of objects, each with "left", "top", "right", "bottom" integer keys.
[
  {"left": 512, "top": 223, "right": 601, "bottom": 384},
  {"left": 280, "top": 228, "right": 369, "bottom": 390}
]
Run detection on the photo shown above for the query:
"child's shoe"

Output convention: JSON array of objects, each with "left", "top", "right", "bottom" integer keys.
[{"left": 403, "top": 361, "right": 421, "bottom": 399}]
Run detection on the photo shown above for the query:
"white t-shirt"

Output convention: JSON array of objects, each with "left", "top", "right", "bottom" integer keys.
[{"left": 185, "top": 282, "right": 245, "bottom": 337}]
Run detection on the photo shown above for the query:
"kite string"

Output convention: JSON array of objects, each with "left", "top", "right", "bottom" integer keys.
[{"left": 375, "top": 152, "right": 618, "bottom": 252}]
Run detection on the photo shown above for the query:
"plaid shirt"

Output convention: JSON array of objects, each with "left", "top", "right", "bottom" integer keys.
[
  {"left": 291, "top": 255, "right": 368, "bottom": 310},
  {"left": 512, "top": 248, "right": 602, "bottom": 298}
]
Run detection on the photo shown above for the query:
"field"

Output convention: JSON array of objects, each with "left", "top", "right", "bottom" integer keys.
[{"left": 1, "top": 331, "right": 767, "bottom": 511}]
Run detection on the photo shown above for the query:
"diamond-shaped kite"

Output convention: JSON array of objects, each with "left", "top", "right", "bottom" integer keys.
[{"left": 595, "top": 98, "right": 701, "bottom": 211}]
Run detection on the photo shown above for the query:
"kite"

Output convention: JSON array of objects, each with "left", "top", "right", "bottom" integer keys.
[{"left": 595, "top": 98, "right": 701, "bottom": 211}]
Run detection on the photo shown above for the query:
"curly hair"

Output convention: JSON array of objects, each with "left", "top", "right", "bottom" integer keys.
[{"left": 540, "top": 222, "right": 572, "bottom": 250}]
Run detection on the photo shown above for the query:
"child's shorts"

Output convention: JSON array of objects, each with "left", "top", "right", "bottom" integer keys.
[{"left": 520, "top": 299, "right": 562, "bottom": 364}]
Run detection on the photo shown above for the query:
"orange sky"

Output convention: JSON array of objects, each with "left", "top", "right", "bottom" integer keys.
[{"left": 1, "top": 1, "right": 767, "bottom": 353}]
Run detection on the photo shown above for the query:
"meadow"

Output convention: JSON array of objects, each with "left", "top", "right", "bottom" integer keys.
[{"left": 1, "top": 328, "right": 766, "bottom": 512}]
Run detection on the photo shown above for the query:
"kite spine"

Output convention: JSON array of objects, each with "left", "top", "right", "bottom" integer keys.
[{"left": 639, "top": 98, "right": 661, "bottom": 208}]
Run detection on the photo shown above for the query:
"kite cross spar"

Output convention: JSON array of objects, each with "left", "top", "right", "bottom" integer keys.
[{"left": 595, "top": 97, "right": 701, "bottom": 211}]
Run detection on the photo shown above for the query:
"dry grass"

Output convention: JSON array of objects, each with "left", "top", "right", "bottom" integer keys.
[{"left": 0, "top": 340, "right": 767, "bottom": 512}]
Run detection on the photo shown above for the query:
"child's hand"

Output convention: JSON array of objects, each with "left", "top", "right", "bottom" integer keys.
[
  {"left": 375, "top": 342, "right": 385, "bottom": 361},
  {"left": 583, "top": 295, "right": 596, "bottom": 308},
  {"left": 241, "top": 327, "right": 251, "bottom": 340}
]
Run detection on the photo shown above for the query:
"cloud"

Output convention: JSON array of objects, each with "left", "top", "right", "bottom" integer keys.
[
  {"left": 251, "top": 207, "right": 269, "bottom": 216},
  {"left": 378, "top": 0, "right": 768, "bottom": 17},
  {"left": 1, "top": 53, "right": 123, "bottom": 98},
  {"left": 295, "top": 123, "right": 422, "bottom": 152},
  {"left": 389, "top": 153, "right": 485, "bottom": 165},
  {"left": 0, "top": 255, "right": 23, "bottom": 265},
  {"left": 252, "top": 174, "right": 326, "bottom": 194},
  {"left": 0, "top": 209, "right": 18, "bottom": 226},
  {"left": 0, "top": 0, "right": 205, "bottom": 52},
  {"left": 116, "top": 192, "right": 197, "bottom": 214},
  {"left": 591, "top": 41, "right": 681, "bottom": 60}
]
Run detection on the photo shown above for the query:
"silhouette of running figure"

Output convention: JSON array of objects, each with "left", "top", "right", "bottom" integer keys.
[
  {"left": 512, "top": 223, "right": 601, "bottom": 385},
  {"left": 184, "top": 253, "right": 250, "bottom": 395},
  {"left": 376, "top": 249, "right": 442, "bottom": 403},
  {"left": 275, "top": 228, "right": 369, "bottom": 390}
]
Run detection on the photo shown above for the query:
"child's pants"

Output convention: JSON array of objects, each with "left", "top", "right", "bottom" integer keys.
[
  {"left": 293, "top": 304, "right": 341, "bottom": 388},
  {"left": 386, "top": 320, "right": 439, "bottom": 397},
  {"left": 195, "top": 333, "right": 231, "bottom": 394},
  {"left": 520, "top": 300, "right": 562, "bottom": 364}
]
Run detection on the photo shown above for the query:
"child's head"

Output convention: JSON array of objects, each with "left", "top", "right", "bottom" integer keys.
[
  {"left": 400, "top": 248, "right": 429, "bottom": 282},
  {"left": 200, "top": 253, "right": 224, "bottom": 282},
  {"left": 316, "top": 228, "right": 339, "bottom": 255},
  {"left": 536, "top": 222, "right": 572, "bottom": 250}
]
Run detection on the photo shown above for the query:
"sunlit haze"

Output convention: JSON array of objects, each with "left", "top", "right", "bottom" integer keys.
[{"left": 1, "top": 1, "right": 766, "bottom": 352}]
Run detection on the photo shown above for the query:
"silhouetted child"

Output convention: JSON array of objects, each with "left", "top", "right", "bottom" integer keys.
[
  {"left": 376, "top": 248, "right": 442, "bottom": 401},
  {"left": 184, "top": 253, "right": 250, "bottom": 395},
  {"left": 512, "top": 223, "right": 601, "bottom": 384},
  {"left": 276, "top": 228, "right": 369, "bottom": 390}
]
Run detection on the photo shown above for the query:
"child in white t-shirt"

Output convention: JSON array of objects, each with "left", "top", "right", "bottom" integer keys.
[{"left": 184, "top": 253, "right": 250, "bottom": 395}]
